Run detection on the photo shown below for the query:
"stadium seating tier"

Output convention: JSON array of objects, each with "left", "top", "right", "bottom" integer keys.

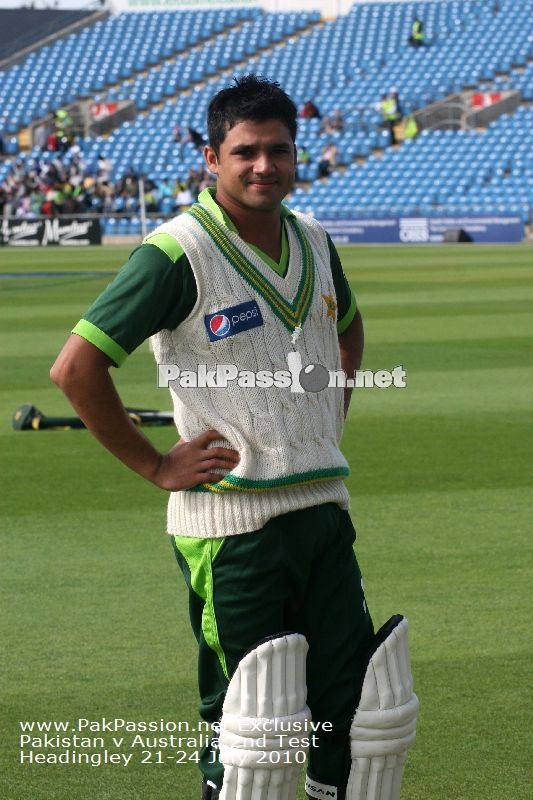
[{"left": 1, "top": 0, "right": 532, "bottom": 228}]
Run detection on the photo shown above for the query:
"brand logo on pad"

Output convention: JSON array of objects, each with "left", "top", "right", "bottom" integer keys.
[
  {"left": 205, "top": 300, "right": 264, "bottom": 342},
  {"left": 304, "top": 776, "right": 337, "bottom": 799}
]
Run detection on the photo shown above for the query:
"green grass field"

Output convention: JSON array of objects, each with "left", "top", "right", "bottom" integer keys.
[{"left": 1, "top": 243, "right": 532, "bottom": 800}]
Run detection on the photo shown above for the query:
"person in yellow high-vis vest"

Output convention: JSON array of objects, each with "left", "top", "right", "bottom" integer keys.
[
  {"left": 380, "top": 92, "right": 400, "bottom": 145},
  {"left": 409, "top": 17, "right": 425, "bottom": 47}
]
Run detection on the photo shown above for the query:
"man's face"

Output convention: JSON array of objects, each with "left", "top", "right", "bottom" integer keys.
[{"left": 204, "top": 118, "right": 296, "bottom": 214}]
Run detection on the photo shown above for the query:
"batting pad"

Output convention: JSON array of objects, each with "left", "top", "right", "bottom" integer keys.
[
  {"left": 345, "top": 616, "right": 419, "bottom": 800},
  {"left": 219, "top": 633, "right": 311, "bottom": 800}
]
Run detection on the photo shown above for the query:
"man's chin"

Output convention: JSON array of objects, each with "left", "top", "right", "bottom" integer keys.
[{"left": 245, "top": 189, "right": 288, "bottom": 211}]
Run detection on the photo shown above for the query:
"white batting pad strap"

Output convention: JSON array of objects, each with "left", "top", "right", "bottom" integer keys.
[
  {"left": 219, "top": 633, "right": 311, "bottom": 800},
  {"left": 346, "top": 617, "right": 419, "bottom": 800},
  {"left": 350, "top": 694, "right": 419, "bottom": 756}
]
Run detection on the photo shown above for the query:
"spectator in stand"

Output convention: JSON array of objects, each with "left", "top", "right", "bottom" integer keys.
[
  {"left": 139, "top": 176, "right": 158, "bottom": 212},
  {"left": 299, "top": 99, "right": 321, "bottom": 119},
  {"left": 320, "top": 108, "right": 345, "bottom": 136},
  {"left": 83, "top": 177, "right": 101, "bottom": 212},
  {"left": 30, "top": 186, "right": 45, "bottom": 216},
  {"left": 186, "top": 165, "right": 214, "bottom": 199},
  {"left": 332, "top": 108, "right": 344, "bottom": 131},
  {"left": 197, "top": 165, "right": 214, "bottom": 193},
  {"left": 174, "top": 181, "right": 194, "bottom": 209},
  {"left": 296, "top": 144, "right": 311, "bottom": 181},
  {"left": 409, "top": 18, "right": 425, "bottom": 47},
  {"left": 403, "top": 115, "right": 419, "bottom": 141},
  {"left": 144, "top": 183, "right": 160, "bottom": 213},
  {"left": 116, "top": 165, "right": 139, "bottom": 200},
  {"left": 54, "top": 108, "right": 74, "bottom": 153},
  {"left": 96, "top": 153, "right": 113, "bottom": 184},
  {"left": 328, "top": 108, "right": 345, "bottom": 133},
  {"left": 390, "top": 89, "right": 403, "bottom": 122},
  {"left": 2, "top": 187, "right": 15, "bottom": 217},
  {"left": 99, "top": 180, "right": 116, "bottom": 213},
  {"left": 185, "top": 167, "right": 202, "bottom": 198},
  {"left": 46, "top": 131, "right": 56, "bottom": 151},
  {"left": 33, "top": 119, "right": 51, "bottom": 151},
  {"left": 15, "top": 195, "right": 31, "bottom": 217},
  {"left": 11, "top": 159, "right": 27, "bottom": 184},
  {"left": 63, "top": 182, "right": 84, "bottom": 214},
  {"left": 67, "top": 150, "right": 86, "bottom": 189},
  {"left": 318, "top": 141, "right": 338, "bottom": 178},
  {"left": 159, "top": 177, "right": 174, "bottom": 199},
  {"left": 41, "top": 190, "right": 56, "bottom": 217},
  {"left": 380, "top": 92, "right": 400, "bottom": 146},
  {"left": 90, "top": 171, "right": 115, "bottom": 212},
  {"left": 320, "top": 116, "right": 333, "bottom": 135}
]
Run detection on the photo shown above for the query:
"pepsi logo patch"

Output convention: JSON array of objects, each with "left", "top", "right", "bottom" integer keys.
[
  {"left": 205, "top": 300, "right": 264, "bottom": 342},
  {"left": 209, "top": 314, "right": 231, "bottom": 338}
]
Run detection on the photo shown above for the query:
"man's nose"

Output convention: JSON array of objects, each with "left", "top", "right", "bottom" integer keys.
[{"left": 253, "top": 153, "right": 274, "bottom": 173}]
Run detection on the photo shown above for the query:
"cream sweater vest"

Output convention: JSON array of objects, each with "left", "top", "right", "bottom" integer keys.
[{"left": 150, "top": 203, "right": 350, "bottom": 538}]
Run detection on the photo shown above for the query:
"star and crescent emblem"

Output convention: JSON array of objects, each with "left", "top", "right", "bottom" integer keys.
[{"left": 322, "top": 293, "right": 337, "bottom": 319}]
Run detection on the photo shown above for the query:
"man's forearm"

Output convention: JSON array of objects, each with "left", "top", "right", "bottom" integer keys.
[
  {"left": 338, "top": 309, "right": 364, "bottom": 416},
  {"left": 50, "top": 335, "right": 164, "bottom": 483}
]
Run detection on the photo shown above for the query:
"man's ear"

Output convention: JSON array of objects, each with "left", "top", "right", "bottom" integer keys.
[{"left": 204, "top": 145, "right": 219, "bottom": 175}]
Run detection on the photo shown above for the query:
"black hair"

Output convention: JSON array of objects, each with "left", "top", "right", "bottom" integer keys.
[{"left": 207, "top": 74, "right": 298, "bottom": 154}]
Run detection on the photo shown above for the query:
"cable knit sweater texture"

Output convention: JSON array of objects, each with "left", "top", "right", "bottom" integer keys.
[{"left": 149, "top": 203, "right": 350, "bottom": 538}]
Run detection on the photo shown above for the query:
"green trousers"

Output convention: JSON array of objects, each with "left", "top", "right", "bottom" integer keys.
[{"left": 172, "top": 502, "right": 374, "bottom": 795}]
